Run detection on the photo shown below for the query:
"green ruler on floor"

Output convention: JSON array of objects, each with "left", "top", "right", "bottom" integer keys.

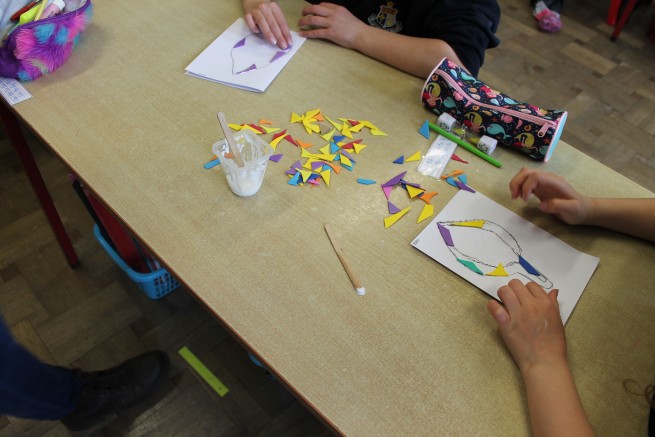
[{"left": 178, "top": 346, "right": 229, "bottom": 397}]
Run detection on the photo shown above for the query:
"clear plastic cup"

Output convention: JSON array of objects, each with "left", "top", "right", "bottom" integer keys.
[{"left": 212, "top": 130, "right": 273, "bottom": 197}]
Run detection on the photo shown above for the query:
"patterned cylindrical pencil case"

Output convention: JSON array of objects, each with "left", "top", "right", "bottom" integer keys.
[
  {"left": 0, "top": 0, "right": 92, "bottom": 81},
  {"left": 421, "top": 57, "right": 567, "bottom": 162}
]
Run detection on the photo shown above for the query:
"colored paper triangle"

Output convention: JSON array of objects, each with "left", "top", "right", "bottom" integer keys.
[
  {"left": 438, "top": 223, "right": 454, "bottom": 246},
  {"left": 321, "top": 128, "right": 335, "bottom": 141},
  {"left": 387, "top": 201, "right": 401, "bottom": 214},
  {"left": 340, "top": 154, "right": 352, "bottom": 167},
  {"left": 384, "top": 206, "right": 411, "bottom": 228},
  {"left": 486, "top": 263, "right": 510, "bottom": 277},
  {"left": 263, "top": 126, "right": 280, "bottom": 134},
  {"left": 353, "top": 143, "right": 367, "bottom": 153},
  {"left": 382, "top": 185, "right": 394, "bottom": 199},
  {"left": 290, "top": 112, "right": 303, "bottom": 123},
  {"left": 417, "top": 204, "right": 434, "bottom": 223},
  {"left": 320, "top": 170, "right": 331, "bottom": 186},
  {"left": 406, "top": 185, "right": 425, "bottom": 198},
  {"left": 329, "top": 141, "right": 340, "bottom": 154},
  {"left": 455, "top": 180, "right": 476, "bottom": 193},
  {"left": 451, "top": 153, "right": 468, "bottom": 163},
  {"left": 299, "top": 170, "right": 313, "bottom": 182},
  {"left": 341, "top": 123, "right": 353, "bottom": 139},
  {"left": 419, "top": 120, "right": 430, "bottom": 139},
  {"left": 382, "top": 171, "right": 407, "bottom": 187},
  {"left": 318, "top": 144, "right": 330, "bottom": 154},
  {"left": 451, "top": 220, "right": 485, "bottom": 228},
  {"left": 288, "top": 172, "right": 301, "bottom": 186},
  {"left": 457, "top": 258, "right": 484, "bottom": 275},
  {"left": 442, "top": 170, "right": 465, "bottom": 179},
  {"left": 269, "top": 154, "right": 283, "bottom": 163},
  {"left": 446, "top": 177, "right": 458, "bottom": 187},
  {"left": 405, "top": 151, "right": 421, "bottom": 162},
  {"left": 393, "top": 155, "right": 405, "bottom": 164},
  {"left": 357, "top": 178, "right": 376, "bottom": 185},
  {"left": 458, "top": 174, "right": 468, "bottom": 185}
]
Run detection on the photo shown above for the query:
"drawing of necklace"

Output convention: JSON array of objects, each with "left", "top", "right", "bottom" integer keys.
[{"left": 437, "top": 219, "right": 553, "bottom": 289}]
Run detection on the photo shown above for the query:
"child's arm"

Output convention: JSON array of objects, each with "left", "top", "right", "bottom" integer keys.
[
  {"left": 510, "top": 168, "right": 655, "bottom": 242},
  {"left": 487, "top": 280, "right": 595, "bottom": 437},
  {"left": 297, "top": 3, "right": 467, "bottom": 78}
]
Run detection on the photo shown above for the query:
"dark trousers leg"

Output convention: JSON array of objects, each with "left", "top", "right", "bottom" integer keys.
[{"left": 0, "top": 317, "right": 80, "bottom": 420}]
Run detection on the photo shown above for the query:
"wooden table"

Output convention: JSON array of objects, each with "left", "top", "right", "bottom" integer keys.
[{"left": 10, "top": 0, "right": 654, "bottom": 434}]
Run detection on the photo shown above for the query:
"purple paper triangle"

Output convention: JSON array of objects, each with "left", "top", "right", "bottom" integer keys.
[
  {"left": 382, "top": 185, "right": 394, "bottom": 199},
  {"left": 438, "top": 223, "right": 454, "bottom": 247},
  {"left": 382, "top": 171, "right": 407, "bottom": 187},
  {"left": 387, "top": 201, "right": 401, "bottom": 214},
  {"left": 269, "top": 154, "right": 283, "bottom": 163},
  {"left": 455, "top": 180, "right": 476, "bottom": 193}
]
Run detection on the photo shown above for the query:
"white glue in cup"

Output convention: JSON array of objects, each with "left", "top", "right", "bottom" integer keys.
[
  {"left": 437, "top": 112, "right": 457, "bottom": 131},
  {"left": 476, "top": 135, "right": 497, "bottom": 155},
  {"left": 212, "top": 130, "right": 273, "bottom": 197}
]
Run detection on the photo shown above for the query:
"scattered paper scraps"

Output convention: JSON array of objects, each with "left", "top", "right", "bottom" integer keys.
[
  {"left": 393, "top": 155, "right": 404, "bottom": 164},
  {"left": 207, "top": 109, "right": 385, "bottom": 190},
  {"left": 357, "top": 178, "right": 376, "bottom": 185},
  {"left": 451, "top": 153, "right": 468, "bottom": 164},
  {"left": 379, "top": 171, "right": 439, "bottom": 228}
]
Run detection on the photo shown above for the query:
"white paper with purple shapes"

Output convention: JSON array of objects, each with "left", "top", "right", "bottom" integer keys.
[{"left": 185, "top": 18, "right": 306, "bottom": 93}]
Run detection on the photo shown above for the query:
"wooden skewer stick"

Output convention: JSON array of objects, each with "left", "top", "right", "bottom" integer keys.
[
  {"left": 324, "top": 224, "right": 366, "bottom": 296},
  {"left": 216, "top": 111, "right": 245, "bottom": 167}
]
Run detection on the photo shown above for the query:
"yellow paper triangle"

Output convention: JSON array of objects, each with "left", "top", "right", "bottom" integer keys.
[
  {"left": 301, "top": 149, "right": 315, "bottom": 159},
  {"left": 228, "top": 123, "right": 243, "bottom": 131},
  {"left": 487, "top": 263, "right": 510, "bottom": 277},
  {"left": 241, "top": 124, "right": 262, "bottom": 134},
  {"left": 320, "top": 169, "right": 331, "bottom": 186},
  {"left": 405, "top": 151, "right": 421, "bottom": 162},
  {"left": 299, "top": 170, "right": 313, "bottom": 182},
  {"left": 452, "top": 220, "right": 485, "bottom": 228},
  {"left": 316, "top": 153, "right": 336, "bottom": 161},
  {"left": 384, "top": 207, "right": 411, "bottom": 228},
  {"left": 406, "top": 185, "right": 425, "bottom": 198},
  {"left": 303, "top": 158, "right": 317, "bottom": 169},
  {"left": 349, "top": 122, "right": 365, "bottom": 133},
  {"left": 417, "top": 204, "right": 434, "bottom": 223},
  {"left": 340, "top": 123, "right": 353, "bottom": 139},
  {"left": 318, "top": 144, "right": 330, "bottom": 154},
  {"left": 370, "top": 129, "right": 387, "bottom": 136},
  {"left": 321, "top": 128, "right": 335, "bottom": 141},
  {"left": 325, "top": 116, "right": 342, "bottom": 129},
  {"left": 263, "top": 126, "right": 280, "bottom": 134},
  {"left": 353, "top": 143, "right": 367, "bottom": 153},
  {"left": 269, "top": 135, "right": 285, "bottom": 151},
  {"left": 305, "top": 109, "right": 321, "bottom": 119},
  {"left": 340, "top": 154, "right": 352, "bottom": 167},
  {"left": 290, "top": 113, "right": 303, "bottom": 123}
]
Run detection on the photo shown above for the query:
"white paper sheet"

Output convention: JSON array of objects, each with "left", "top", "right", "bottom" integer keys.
[
  {"left": 0, "top": 78, "right": 32, "bottom": 105},
  {"left": 185, "top": 18, "right": 306, "bottom": 93},
  {"left": 411, "top": 190, "right": 599, "bottom": 323}
]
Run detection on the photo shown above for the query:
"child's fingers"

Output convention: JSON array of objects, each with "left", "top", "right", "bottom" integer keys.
[
  {"left": 487, "top": 300, "right": 510, "bottom": 325},
  {"left": 497, "top": 282, "right": 521, "bottom": 313},
  {"left": 509, "top": 167, "right": 530, "bottom": 199}
]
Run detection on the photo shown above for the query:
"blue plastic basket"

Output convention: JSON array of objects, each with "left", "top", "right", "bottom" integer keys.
[{"left": 93, "top": 224, "right": 180, "bottom": 299}]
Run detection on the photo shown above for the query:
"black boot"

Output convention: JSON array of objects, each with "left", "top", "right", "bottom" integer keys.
[{"left": 61, "top": 350, "right": 169, "bottom": 431}]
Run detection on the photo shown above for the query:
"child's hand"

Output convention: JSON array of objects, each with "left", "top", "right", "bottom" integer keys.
[
  {"left": 298, "top": 2, "right": 366, "bottom": 49},
  {"left": 487, "top": 279, "right": 567, "bottom": 374},
  {"left": 509, "top": 167, "right": 591, "bottom": 225},
  {"left": 242, "top": 0, "right": 293, "bottom": 49}
]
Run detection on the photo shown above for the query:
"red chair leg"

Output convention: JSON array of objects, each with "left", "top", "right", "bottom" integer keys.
[
  {"left": 0, "top": 103, "right": 80, "bottom": 268},
  {"left": 607, "top": 0, "right": 622, "bottom": 25},
  {"left": 611, "top": 0, "right": 639, "bottom": 41}
]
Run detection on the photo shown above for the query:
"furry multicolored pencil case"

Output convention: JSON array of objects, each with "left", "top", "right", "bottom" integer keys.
[
  {"left": 421, "top": 57, "right": 567, "bottom": 162},
  {"left": 0, "top": 0, "right": 92, "bottom": 81}
]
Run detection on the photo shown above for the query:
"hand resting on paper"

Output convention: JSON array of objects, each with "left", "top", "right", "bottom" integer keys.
[
  {"left": 487, "top": 279, "right": 595, "bottom": 437},
  {"left": 242, "top": 0, "right": 294, "bottom": 49},
  {"left": 510, "top": 168, "right": 655, "bottom": 242}
]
